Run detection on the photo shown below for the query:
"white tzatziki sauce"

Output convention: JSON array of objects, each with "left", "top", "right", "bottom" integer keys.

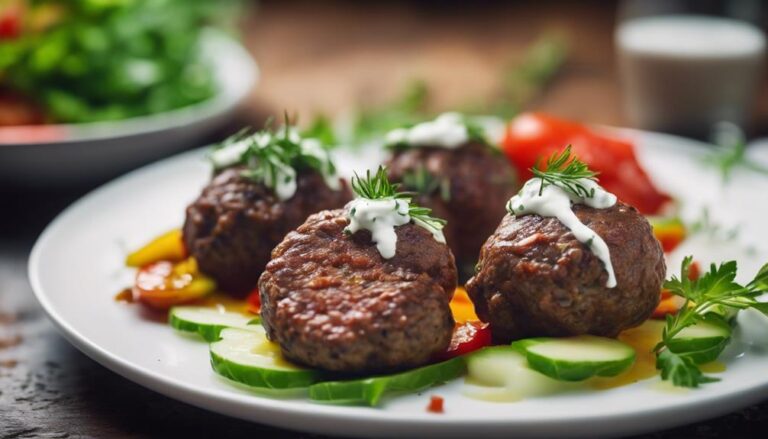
[
  {"left": 345, "top": 197, "right": 446, "bottom": 259},
  {"left": 385, "top": 112, "right": 469, "bottom": 148},
  {"left": 507, "top": 178, "right": 618, "bottom": 288},
  {"left": 209, "top": 132, "right": 270, "bottom": 169},
  {"left": 264, "top": 160, "right": 297, "bottom": 201},
  {"left": 208, "top": 131, "right": 340, "bottom": 201}
]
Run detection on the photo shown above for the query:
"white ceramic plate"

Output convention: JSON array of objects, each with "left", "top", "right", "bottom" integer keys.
[
  {"left": 29, "top": 130, "right": 768, "bottom": 437},
  {"left": 0, "top": 29, "right": 258, "bottom": 185}
]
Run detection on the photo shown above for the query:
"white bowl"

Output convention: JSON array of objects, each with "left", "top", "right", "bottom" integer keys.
[{"left": 0, "top": 29, "right": 258, "bottom": 185}]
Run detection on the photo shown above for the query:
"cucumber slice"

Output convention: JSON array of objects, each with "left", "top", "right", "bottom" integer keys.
[
  {"left": 465, "top": 346, "right": 578, "bottom": 399},
  {"left": 667, "top": 317, "right": 732, "bottom": 364},
  {"left": 466, "top": 346, "right": 525, "bottom": 387},
  {"left": 210, "top": 327, "right": 325, "bottom": 389},
  {"left": 308, "top": 357, "right": 466, "bottom": 406},
  {"left": 169, "top": 306, "right": 257, "bottom": 342},
  {"left": 512, "top": 335, "right": 636, "bottom": 381}
]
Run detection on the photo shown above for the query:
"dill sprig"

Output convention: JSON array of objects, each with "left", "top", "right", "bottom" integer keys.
[
  {"left": 703, "top": 122, "right": 768, "bottom": 182},
  {"left": 531, "top": 145, "right": 598, "bottom": 198},
  {"left": 401, "top": 166, "right": 451, "bottom": 202},
  {"left": 208, "top": 115, "right": 336, "bottom": 193},
  {"left": 350, "top": 167, "right": 403, "bottom": 200},
  {"left": 350, "top": 166, "right": 447, "bottom": 233},
  {"left": 654, "top": 256, "right": 768, "bottom": 387}
]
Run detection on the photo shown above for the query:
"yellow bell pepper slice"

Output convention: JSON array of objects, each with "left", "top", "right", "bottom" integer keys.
[{"left": 126, "top": 229, "right": 185, "bottom": 267}]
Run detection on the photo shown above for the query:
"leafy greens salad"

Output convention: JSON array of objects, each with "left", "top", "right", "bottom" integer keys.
[{"left": 0, "top": 0, "right": 238, "bottom": 123}]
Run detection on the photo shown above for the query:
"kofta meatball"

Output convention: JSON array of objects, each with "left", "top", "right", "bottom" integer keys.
[
  {"left": 466, "top": 202, "right": 665, "bottom": 343},
  {"left": 258, "top": 209, "right": 458, "bottom": 374},
  {"left": 183, "top": 167, "right": 351, "bottom": 294},
  {"left": 387, "top": 141, "right": 517, "bottom": 276}
]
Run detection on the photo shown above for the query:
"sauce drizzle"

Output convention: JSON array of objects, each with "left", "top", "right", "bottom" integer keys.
[{"left": 507, "top": 177, "right": 618, "bottom": 287}]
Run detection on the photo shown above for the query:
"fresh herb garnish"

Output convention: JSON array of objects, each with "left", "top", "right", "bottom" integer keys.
[
  {"left": 350, "top": 166, "right": 447, "bottom": 235},
  {"left": 689, "top": 207, "right": 740, "bottom": 241},
  {"left": 209, "top": 117, "right": 337, "bottom": 196},
  {"left": 654, "top": 256, "right": 768, "bottom": 387},
  {"left": 350, "top": 79, "right": 431, "bottom": 144},
  {"left": 465, "top": 118, "right": 491, "bottom": 145},
  {"left": 530, "top": 145, "right": 598, "bottom": 198},
  {"left": 301, "top": 114, "right": 337, "bottom": 147},
  {"left": 703, "top": 122, "right": 768, "bottom": 182},
  {"left": 401, "top": 166, "right": 451, "bottom": 202}
]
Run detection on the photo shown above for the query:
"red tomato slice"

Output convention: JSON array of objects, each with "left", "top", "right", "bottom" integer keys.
[
  {"left": 502, "top": 112, "right": 672, "bottom": 214},
  {"left": 435, "top": 321, "right": 492, "bottom": 361}
]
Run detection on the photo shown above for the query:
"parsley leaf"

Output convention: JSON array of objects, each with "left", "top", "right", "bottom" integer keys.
[
  {"left": 656, "top": 350, "right": 719, "bottom": 388},
  {"left": 655, "top": 256, "right": 768, "bottom": 388}
]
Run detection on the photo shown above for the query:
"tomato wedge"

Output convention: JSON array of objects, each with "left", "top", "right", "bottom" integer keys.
[
  {"left": 502, "top": 112, "right": 672, "bottom": 214},
  {"left": 435, "top": 321, "right": 492, "bottom": 361},
  {"left": 133, "top": 258, "right": 215, "bottom": 309}
]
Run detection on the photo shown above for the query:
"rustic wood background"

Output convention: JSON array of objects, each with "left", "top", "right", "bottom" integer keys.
[{"left": 2, "top": 1, "right": 768, "bottom": 437}]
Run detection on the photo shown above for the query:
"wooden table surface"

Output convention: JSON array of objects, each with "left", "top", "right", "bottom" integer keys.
[{"left": 2, "top": 1, "right": 768, "bottom": 437}]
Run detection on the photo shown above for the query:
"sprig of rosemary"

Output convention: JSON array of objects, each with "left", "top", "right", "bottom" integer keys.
[
  {"left": 655, "top": 256, "right": 768, "bottom": 387},
  {"left": 530, "top": 145, "right": 599, "bottom": 198},
  {"left": 350, "top": 166, "right": 447, "bottom": 233}
]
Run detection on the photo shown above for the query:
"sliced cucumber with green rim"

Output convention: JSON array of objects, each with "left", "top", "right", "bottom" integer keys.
[
  {"left": 466, "top": 346, "right": 525, "bottom": 387},
  {"left": 309, "top": 357, "right": 466, "bottom": 406},
  {"left": 210, "top": 327, "right": 326, "bottom": 389},
  {"left": 465, "top": 346, "right": 578, "bottom": 399},
  {"left": 511, "top": 335, "right": 636, "bottom": 381},
  {"left": 667, "top": 316, "right": 732, "bottom": 364},
  {"left": 169, "top": 306, "right": 258, "bottom": 342}
]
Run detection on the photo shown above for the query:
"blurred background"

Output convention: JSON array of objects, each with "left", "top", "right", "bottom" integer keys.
[
  {"left": 2, "top": 0, "right": 768, "bottom": 188},
  {"left": 2, "top": 0, "right": 768, "bottom": 437}
]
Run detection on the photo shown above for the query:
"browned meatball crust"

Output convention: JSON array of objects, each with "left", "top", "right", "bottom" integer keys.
[
  {"left": 466, "top": 202, "right": 665, "bottom": 343},
  {"left": 387, "top": 142, "right": 517, "bottom": 276},
  {"left": 258, "top": 209, "right": 458, "bottom": 374},
  {"left": 183, "top": 167, "right": 351, "bottom": 294}
]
